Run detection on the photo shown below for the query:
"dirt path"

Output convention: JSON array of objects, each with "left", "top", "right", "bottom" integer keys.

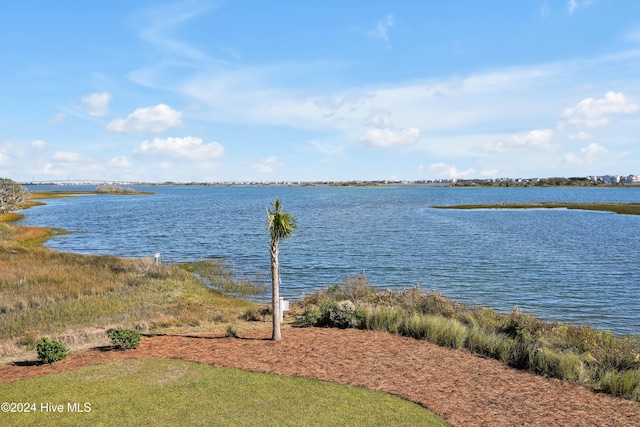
[{"left": 1, "top": 327, "right": 639, "bottom": 426}]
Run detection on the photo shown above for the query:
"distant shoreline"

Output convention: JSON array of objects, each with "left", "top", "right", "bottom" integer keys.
[{"left": 22, "top": 180, "right": 640, "bottom": 188}]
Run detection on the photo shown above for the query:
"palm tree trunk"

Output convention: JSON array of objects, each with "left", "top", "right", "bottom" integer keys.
[{"left": 270, "top": 238, "right": 281, "bottom": 340}]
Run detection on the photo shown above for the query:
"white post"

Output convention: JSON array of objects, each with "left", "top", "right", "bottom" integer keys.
[
  {"left": 279, "top": 297, "right": 289, "bottom": 322},
  {"left": 154, "top": 253, "right": 160, "bottom": 265}
]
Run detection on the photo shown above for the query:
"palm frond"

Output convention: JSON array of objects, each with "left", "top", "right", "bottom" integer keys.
[{"left": 266, "top": 198, "right": 297, "bottom": 241}]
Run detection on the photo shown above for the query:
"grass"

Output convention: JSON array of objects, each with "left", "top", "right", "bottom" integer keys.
[
  {"left": 300, "top": 277, "right": 640, "bottom": 401},
  {"left": 430, "top": 202, "right": 640, "bottom": 215},
  {"left": 0, "top": 248, "right": 258, "bottom": 347},
  {"left": 182, "top": 259, "right": 268, "bottom": 298},
  {"left": 0, "top": 359, "right": 448, "bottom": 426}
]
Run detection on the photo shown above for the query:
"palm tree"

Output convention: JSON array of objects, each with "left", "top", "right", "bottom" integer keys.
[{"left": 266, "top": 198, "right": 297, "bottom": 340}]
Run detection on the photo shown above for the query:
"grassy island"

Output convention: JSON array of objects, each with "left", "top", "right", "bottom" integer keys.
[{"left": 431, "top": 202, "right": 640, "bottom": 216}]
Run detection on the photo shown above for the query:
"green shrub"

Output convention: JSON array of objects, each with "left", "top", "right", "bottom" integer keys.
[
  {"left": 36, "top": 337, "right": 69, "bottom": 363},
  {"left": 300, "top": 304, "right": 322, "bottom": 327},
  {"left": 329, "top": 300, "right": 358, "bottom": 329},
  {"left": 108, "top": 328, "right": 141, "bottom": 350},
  {"left": 225, "top": 324, "right": 238, "bottom": 338}
]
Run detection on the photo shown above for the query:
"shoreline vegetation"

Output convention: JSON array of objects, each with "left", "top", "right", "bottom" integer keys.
[
  {"left": 298, "top": 278, "right": 640, "bottom": 401},
  {"left": 1, "top": 190, "right": 639, "bottom": 405},
  {"left": 431, "top": 202, "right": 640, "bottom": 216}
]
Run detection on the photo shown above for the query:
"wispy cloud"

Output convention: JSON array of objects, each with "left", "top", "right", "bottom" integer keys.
[
  {"left": 134, "top": 0, "right": 216, "bottom": 62},
  {"left": 568, "top": 0, "right": 578, "bottom": 15},
  {"left": 251, "top": 156, "right": 282, "bottom": 173},
  {"left": 540, "top": 2, "right": 550, "bottom": 18},
  {"left": 310, "top": 141, "right": 344, "bottom": 157},
  {"left": 368, "top": 15, "right": 394, "bottom": 43},
  {"left": 47, "top": 113, "right": 66, "bottom": 125}
]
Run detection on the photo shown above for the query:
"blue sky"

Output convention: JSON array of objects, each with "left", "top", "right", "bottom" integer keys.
[{"left": 2, "top": 0, "right": 640, "bottom": 182}]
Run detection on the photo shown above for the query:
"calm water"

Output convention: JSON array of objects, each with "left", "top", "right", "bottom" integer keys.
[{"left": 20, "top": 185, "right": 640, "bottom": 334}]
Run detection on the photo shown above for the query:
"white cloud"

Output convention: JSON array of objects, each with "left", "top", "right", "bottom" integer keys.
[
  {"left": 562, "top": 92, "right": 638, "bottom": 128},
  {"left": 53, "top": 151, "right": 80, "bottom": 162},
  {"left": 429, "top": 163, "right": 476, "bottom": 179},
  {"left": 81, "top": 92, "right": 111, "bottom": 117},
  {"left": 360, "top": 127, "right": 420, "bottom": 148},
  {"left": 483, "top": 129, "right": 554, "bottom": 153},
  {"left": 31, "top": 140, "right": 47, "bottom": 149},
  {"left": 369, "top": 15, "right": 394, "bottom": 43},
  {"left": 251, "top": 156, "right": 282, "bottom": 173},
  {"left": 106, "top": 104, "right": 183, "bottom": 134},
  {"left": 568, "top": 0, "right": 578, "bottom": 14},
  {"left": 135, "top": 136, "right": 224, "bottom": 160},
  {"left": 107, "top": 156, "right": 132, "bottom": 168},
  {"left": 562, "top": 143, "right": 608, "bottom": 164}
]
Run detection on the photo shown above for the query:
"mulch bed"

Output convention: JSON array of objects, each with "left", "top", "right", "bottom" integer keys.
[{"left": 1, "top": 327, "right": 639, "bottom": 426}]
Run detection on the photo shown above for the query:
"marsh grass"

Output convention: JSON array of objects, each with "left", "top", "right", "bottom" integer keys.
[
  {"left": 0, "top": 359, "right": 448, "bottom": 426},
  {"left": 0, "top": 220, "right": 258, "bottom": 358},
  {"left": 300, "top": 277, "right": 640, "bottom": 401},
  {"left": 431, "top": 202, "right": 640, "bottom": 216},
  {"left": 182, "top": 259, "right": 268, "bottom": 298}
]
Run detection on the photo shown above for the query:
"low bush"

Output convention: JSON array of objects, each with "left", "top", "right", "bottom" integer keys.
[
  {"left": 225, "top": 324, "right": 238, "bottom": 338},
  {"left": 328, "top": 300, "right": 358, "bottom": 329},
  {"left": 36, "top": 337, "right": 69, "bottom": 363},
  {"left": 299, "top": 304, "right": 322, "bottom": 327},
  {"left": 299, "top": 279, "right": 640, "bottom": 401},
  {"left": 241, "top": 306, "right": 269, "bottom": 322},
  {"left": 108, "top": 328, "right": 141, "bottom": 350}
]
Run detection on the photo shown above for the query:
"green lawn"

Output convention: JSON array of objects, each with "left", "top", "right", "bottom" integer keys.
[{"left": 0, "top": 359, "right": 448, "bottom": 426}]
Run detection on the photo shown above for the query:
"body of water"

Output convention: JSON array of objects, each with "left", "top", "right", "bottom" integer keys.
[{"left": 20, "top": 185, "right": 640, "bottom": 334}]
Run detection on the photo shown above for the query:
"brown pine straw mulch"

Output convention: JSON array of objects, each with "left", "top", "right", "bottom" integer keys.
[{"left": 1, "top": 327, "right": 639, "bottom": 426}]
